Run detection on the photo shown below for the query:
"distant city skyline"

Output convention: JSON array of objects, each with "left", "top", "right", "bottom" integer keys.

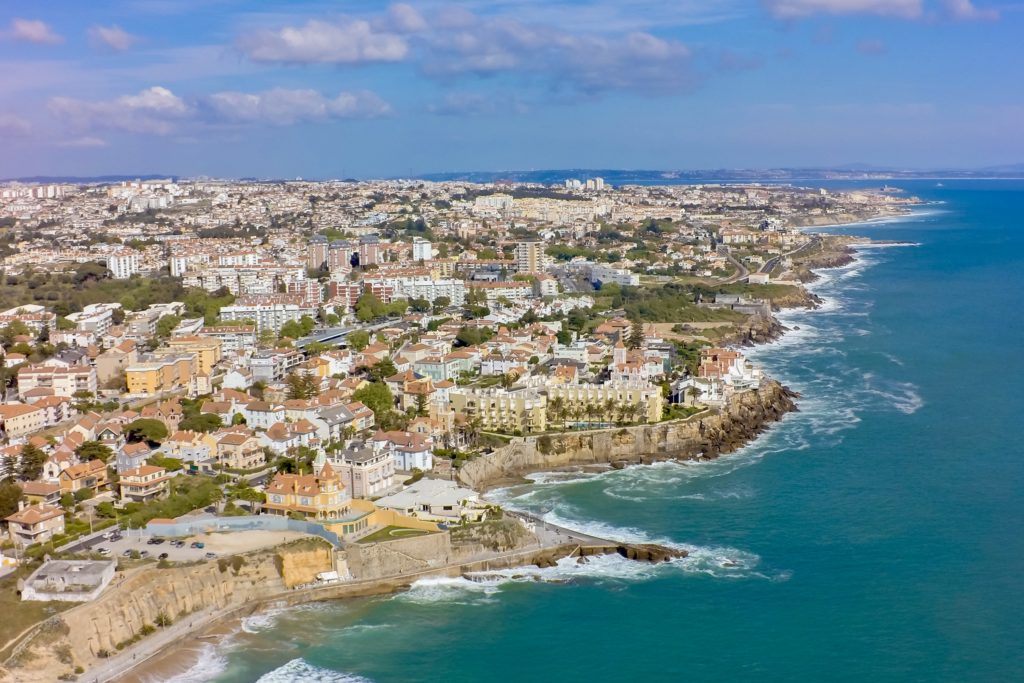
[{"left": 1, "top": 0, "right": 1021, "bottom": 178}]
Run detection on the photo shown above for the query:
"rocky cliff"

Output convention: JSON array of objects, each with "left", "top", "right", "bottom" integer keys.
[{"left": 459, "top": 381, "right": 798, "bottom": 491}]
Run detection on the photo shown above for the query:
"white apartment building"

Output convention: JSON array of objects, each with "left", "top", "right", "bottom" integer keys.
[
  {"left": 367, "top": 275, "right": 466, "bottom": 306},
  {"left": 107, "top": 252, "right": 140, "bottom": 280},
  {"left": 220, "top": 300, "right": 317, "bottom": 332},
  {"left": 412, "top": 237, "right": 433, "bottom": 262},
  {"left": 17, "top": 365, "right": 98, "bottom": 399}
]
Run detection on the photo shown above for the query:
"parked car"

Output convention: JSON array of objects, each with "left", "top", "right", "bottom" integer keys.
[
  {"left": 122, "top": 549, "right": 132, "bottom": 557},
  {"left": 158, "top": 553, "right": 169, "bottom": 560},
  {"left": 139, "top": 550, "right": 150, "bottom": 558},
  {"left": 204, "top": 552, "right": 216, "bottom": 559},
  {"left": 191, "top": 541, "right": 205, "bottom": 549},
  {"left": 97, "top": 547, "right": 110, "bottom": 556}
]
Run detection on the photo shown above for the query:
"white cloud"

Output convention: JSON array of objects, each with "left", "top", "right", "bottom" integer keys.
[
  {"left": 237, "top": 18, "right": 408, "bottom": 64},
  {"left": 0, "top": 114, "right": 32, "bottom": 138},
  {"left": 7, "top": 18, "right": 64, "bottom": 45},
  {"left": 942, "top": 0, "right": 998, "bottom": 20},
  {"left": 59, "top": 136, "right": 108, "bottom": 148},
  {"left": 235, "top": 6, "right": 696, "bottom": 95},
  {"left": 49, "top": 86, "right": 191, "bottom": 135},
  {"left": 386, "top": 3, "right": 429, "bottom": 33},
  {"left": 48, "top": 85, "right": 391, "bottom": 136},
  {"left": 205, "top": 88, "right": 392, "bottom": 125},
  {"left": 88, "top": 25, "right": 139, "bottom": 51},
  {"left": 764, "top": 0, "right": 923, "bottom": 18}
]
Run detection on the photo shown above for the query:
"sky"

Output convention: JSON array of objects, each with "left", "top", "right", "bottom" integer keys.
[{"left": 0, "top": 0, "right": 1021, "bottom": 178}]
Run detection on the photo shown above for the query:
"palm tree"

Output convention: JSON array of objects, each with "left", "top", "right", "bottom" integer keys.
[{"left": 603, "top": 399, "right": 618, "bottom": 425}]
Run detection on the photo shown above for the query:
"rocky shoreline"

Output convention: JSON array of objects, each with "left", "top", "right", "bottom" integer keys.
[{"left": 458, "top": 380, "right": 799, "bottom": 492}]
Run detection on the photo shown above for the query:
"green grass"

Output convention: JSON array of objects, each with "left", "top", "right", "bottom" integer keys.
[
  {"left": 0, "top": 564, "right": 73, "bottom": 660},
  {"left": 357, "top": 526, "right": 433, "bottom": 544}
]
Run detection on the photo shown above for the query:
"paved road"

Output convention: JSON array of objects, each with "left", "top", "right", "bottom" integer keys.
[
  {"left": 759, "top": 237, "right": 819, "bottom": 274},
  {"left": 721, "top": 249, "right": 749, "bottom": 284}
]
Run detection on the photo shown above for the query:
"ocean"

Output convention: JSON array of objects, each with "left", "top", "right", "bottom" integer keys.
[{"left": 178, "top": 180, "right": 1024, "bottom": 682}]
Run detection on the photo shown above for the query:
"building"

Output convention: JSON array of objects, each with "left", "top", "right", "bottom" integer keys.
[
  {"left": 449, "top": 387, "right": 547, "bottom": 434},
  {"left": 95, "top": 341, "right": 138, "bottom": 385},
  {"left": 200, "top": 325, "right": 257, "bottom": 354},
  {"left": 412, "top": 236, "right": 433, "bottom": 262},
  {"left": 263, "top": 460, "right": 351, "bottom": 520},
  {"left": 163, "top": 336, "right": 222, "bottom": 375},
  {"left": 375, "top": 478, "right": 484, "bottom": 523},
  {"left": 546, "top": 380, "right": 664, "bottom": 425},
  {"left": 0, "top": 403, "right": 45, "bottom": 441},
  {"left": 515, "top": 240, "right": 547, "bottom": 274},
  {"left": 59, "top": 459, "right": 109, "bottom": 494},
  {"left": 21, "top": 560, "right": 116, "bottom": 602},
  {"left": 118, "top": 465, "right": 170, "bottom": 502},
  {"left": 215, "top": 432, "right": 264, "bottom": 470},
  {"left": 220, "top": 295, "right": 317, "bottom": 333},
  {"left": 6, "top": 503, "right": 65, "bottom": 546},
  {"left": 107, "top": 252, "right": 140, "bottom": 279},
  {"left": 17, "top": 365, "right": 97, "bottom": 399},
  {"left": 328, "top": 446, "right": 395, "bottom": 499},
  {"left": 125, "top": 354, "right": 195, "bottom": 395}
]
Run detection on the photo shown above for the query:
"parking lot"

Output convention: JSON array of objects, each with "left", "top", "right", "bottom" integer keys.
[{"left": 80, "top": 529, "right": 315, "bottom": 563}]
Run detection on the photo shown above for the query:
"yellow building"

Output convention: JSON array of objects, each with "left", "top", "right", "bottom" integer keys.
[
  {"left": 263, "top": 460, "right": 351, "bottom": 520},
  {"left": 546, "top": 380, "right": 664, "bottom": 426},
  {"left": 449, "top": 387, "right": 547, "bottom": 434},
  {"left": 163, "top": 336, "right": 223, "bottom": 375},
  {"left": 126, "top": 354, "right": 196, "bottom": 395}
]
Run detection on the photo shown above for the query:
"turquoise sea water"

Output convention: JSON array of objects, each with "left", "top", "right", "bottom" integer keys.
[{"left": 184, "top": 181, "right": 1024, "bottom": 683}]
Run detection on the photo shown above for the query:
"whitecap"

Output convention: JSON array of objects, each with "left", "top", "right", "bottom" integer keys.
[
  {"left": 255, "top": 658, "right": 373, "bottom": 683},
  {"left": 152, "top": 641, "right": 230, "bottom": 683}
]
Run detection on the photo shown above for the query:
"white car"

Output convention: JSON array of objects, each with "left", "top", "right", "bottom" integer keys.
[{"left": 97, "top": 547, "right": 111, "bottom": 556}]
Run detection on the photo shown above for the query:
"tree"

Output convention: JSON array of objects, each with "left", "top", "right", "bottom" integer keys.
[
  {"left": 347, "top": 330, "right": 370, "bottom": 352},
  {"left": 414, "top": 392, "right": 428, "bottom": 417},
  {"left": 286, "top": 372, "right": 320, "bottom": 400},
  {"left": 18, "top": 443, "right": 47, "bottom": 480},
  {"left": 432, "top": 296, "right": 451, "bottom": 313},
  {"left": 125, "top": 419, "right": 168, "bottom": 446},
  {"left": 279, "top": 319, "right": 304, "bottom": 340},
  {"left": 627, "top": 318, "right": 645, "bottom": 350},
  {"left": 352, "top": 381, "right": 394, "bottom": 421},
  {"left": 409, "top": 297, "right": 431, "bottom": 313},
  {"left": 155, "top": 315, "right": 181, "bottom": 339},
  {"left": 368, "top": 357, "right": 397, "bottom": 382},
  {"left": 232, "top": 413, "right": 247, "bottom": 426},
  {"left": 75, "top": 440, "right": 113, "bottom": 464},
  {"left": 179, "top": 413, "right": 223, "bottom": 433},
  {"left": 0, "top": 481, "right": 24, "bottom": 518}
]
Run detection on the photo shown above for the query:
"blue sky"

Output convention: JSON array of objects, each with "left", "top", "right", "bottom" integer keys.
[{"left": 0, "top": 0, "right": 1020, "bottom": 178}]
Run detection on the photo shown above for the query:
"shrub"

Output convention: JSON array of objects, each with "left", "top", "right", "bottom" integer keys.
[
  {"left": 155, "top": 612, "right": 173, "bottom": 627},
  {"left": 140, "top": 624, "right": 156, "bottom": 636}
]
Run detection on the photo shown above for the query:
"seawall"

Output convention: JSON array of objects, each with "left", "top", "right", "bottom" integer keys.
[{"left": 458, "top": 380, "right": 798, "bottom": 491}]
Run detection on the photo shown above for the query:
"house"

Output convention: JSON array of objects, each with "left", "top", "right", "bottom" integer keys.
[
  {"left": 118, "top": 465, "right": 170, "bottom": 502},
  {"left": 215, "top": 432, "right": 264, "bottom": 470},
  {"left": 20, "top": 481, "right": 62, "bottom": 506},
  {"left": 6, "top": 503, "right": 65, "bottom": 546},
  {"left": 58, "top": 459, "right": 109, "bottom": 494},
  {"left": 375, "top": 478, "right": 484, "bottom": 523},
  {"left": 263, "top": 460, "right": 351, "bottom": 520},
  {"left": 161, "top": 430, "right": 217, "bottom": 463},
  {"left": 371, "top": 430, "right": 433, "bottom": 471},
  {"left": 116, "top": 441, "right": 152, "bottom": 474},
  {"left": 328, "top": 446, "right": 395, "bottom": 499},
  {"left": 243, "top": 401, "right": 285, "bottom": 429}
]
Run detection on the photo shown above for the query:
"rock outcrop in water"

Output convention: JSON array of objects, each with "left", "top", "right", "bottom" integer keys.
[{"left": 458, "top": 381, "right": 798, "bottom": 491}]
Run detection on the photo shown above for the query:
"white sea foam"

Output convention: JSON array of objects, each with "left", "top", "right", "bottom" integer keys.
[
  {"left": 241, "top": 606, "right": 291, "bottom": 633},
  {"left": 153, "top": 641, "right": 230, "bottom": 683},
  {"left": 255, "top": 658, "right": 373, "bottom": 683}
]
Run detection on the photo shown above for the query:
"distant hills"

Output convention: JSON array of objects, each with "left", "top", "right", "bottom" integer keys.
[{"left": 3, "top": 166, "right": 1024, "bottom": 185}]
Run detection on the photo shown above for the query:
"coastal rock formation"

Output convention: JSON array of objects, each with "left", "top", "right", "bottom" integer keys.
[{"left": 458, "top": 381, "right": 798, "bottom": 491}]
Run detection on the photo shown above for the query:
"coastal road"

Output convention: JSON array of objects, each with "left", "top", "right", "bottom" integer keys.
[
  {"left": 721, "top": 249, "right": 749, "bottom": 284},
  {"left": 760, "top": 237, "right": 820, "bottom": 274}
]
